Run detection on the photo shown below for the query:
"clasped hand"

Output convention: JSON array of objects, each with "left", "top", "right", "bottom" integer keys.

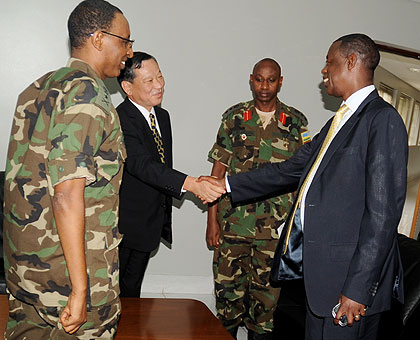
[
  {"left": 196, "top": 176, "right": 226, "bottom": 204},
  {"left": 185, "top": 176, "right": 226, "bottom": 204}
]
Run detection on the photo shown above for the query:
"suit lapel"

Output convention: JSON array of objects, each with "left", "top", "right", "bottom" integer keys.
[
  {"left": 123, "top": 98, "right": 160, "bottom": 161},
  {"left": 311, "top": 90, "right": 379, "bottom": 181},
  {"left": 296, "top": 120, "right": 331, "bottom": 190},
  {"left": 155, "top": 107, "right": 168, "bottom": 147}
]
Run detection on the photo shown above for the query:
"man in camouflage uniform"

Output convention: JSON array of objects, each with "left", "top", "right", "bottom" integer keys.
[
  {"left": 3, "top": 1, "right": 133, "bottom": 338},
  {"left": 207, "top": 58, "right": 310, "bottom": 340}
]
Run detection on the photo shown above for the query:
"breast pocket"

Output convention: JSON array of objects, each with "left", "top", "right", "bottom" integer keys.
[
  {"left": 271, "top": 130, "right": 300, "bottom": 155},
  {"left": 231, "top": 131, "right": 255, "bottom": 162},
  {"left": 333, "top": 146, "right": 360, "bottom": 158},
  {"left": 329, "top": 146, "right": 362, "bottom": 176}
]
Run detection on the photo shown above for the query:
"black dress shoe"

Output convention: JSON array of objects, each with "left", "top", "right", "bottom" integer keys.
[{"left": 247, "top": 329, "right": 273, "bottom": 340}]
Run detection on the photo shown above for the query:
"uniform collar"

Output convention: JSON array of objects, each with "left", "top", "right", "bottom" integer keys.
[{"left": 67, "top": 58, "right": 103, "bottom": 83}]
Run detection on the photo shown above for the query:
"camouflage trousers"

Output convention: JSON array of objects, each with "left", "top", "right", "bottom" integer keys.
[
  {"left": 213, "top": 235, "right": 280, "bottom": 334},
  {"left": 5, "top": 293, "right": 121, "bottom": 339}
]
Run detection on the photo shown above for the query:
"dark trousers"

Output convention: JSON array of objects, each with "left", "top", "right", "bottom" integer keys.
[
  {"left": 305, "top": 302, "right": 381, "bottom": 340},
  {"left": 119, "top": 246, "right": 150, "bottom": 297}
]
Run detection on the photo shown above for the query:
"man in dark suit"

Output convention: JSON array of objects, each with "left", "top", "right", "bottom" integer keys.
[
  {"left": 116, "top": 52, "right": 224, "bottom": 297},
  {"left": 200, "top": 34, "right": 408, "bottom": 339}
]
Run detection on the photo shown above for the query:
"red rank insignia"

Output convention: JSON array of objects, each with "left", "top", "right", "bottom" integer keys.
[
  {"left": 244, "top": 110, "right": 251, "bottom": 121},
  {"left": 280, "top": 112, "right": 287, "bottom": 125}
]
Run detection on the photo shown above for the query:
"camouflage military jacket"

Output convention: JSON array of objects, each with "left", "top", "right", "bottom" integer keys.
[
  {"left": 3, "top": 58, "right": 126, "bottom": 308},
  {"left": 208, "top": 99, "right": 308, "bottom": 239}
]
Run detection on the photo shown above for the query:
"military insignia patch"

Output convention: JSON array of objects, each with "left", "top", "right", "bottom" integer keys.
[
  {"left": 244, "top": 110, "right": 251, "bottom": 122},
  {"left": 280, "top": 112, "right": 287, "bottom": 125},
  {"left": 301, "top": 131, "right": 311, "bottom": 144},
  {"left": 241, "top": 133, "right": 247, "bottom": 141}
]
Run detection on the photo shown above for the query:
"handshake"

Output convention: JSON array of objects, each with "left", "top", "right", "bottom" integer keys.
[{"left": 184, "top": 176, "right": 226, "bottom": 204}]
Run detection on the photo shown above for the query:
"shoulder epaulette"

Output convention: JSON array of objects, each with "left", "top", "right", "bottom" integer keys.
[
  {"left": 222, "top": 102, "right": 247, "bottom": 120},
  {"left": 285, "top": 105, "right": 308, "bottom": 126},
  {"left": 49, "top": 67, "right": 111, "bottom": 113}
]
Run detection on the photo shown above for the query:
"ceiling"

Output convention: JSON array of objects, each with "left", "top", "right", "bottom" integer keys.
[{"left": 379, "top": 50, "right": 420, "bottom": 92}]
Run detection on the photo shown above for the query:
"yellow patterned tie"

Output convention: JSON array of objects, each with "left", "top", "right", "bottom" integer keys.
[
  {"left": 283, "top": 104, "right": 350, "bottom": 253},
  {"left": 149, "top": 113, "right": 165, "bottom": 164}
]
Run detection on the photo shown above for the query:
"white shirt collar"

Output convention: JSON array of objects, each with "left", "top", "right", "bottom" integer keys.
[
  {"left": 128, "top": 98, "right": 156, "bottom": 119},
  {"left": 128, "top": 98, "right": 161, "bottom": 134},
  {"left": 342, "top": 85, "right": 375, "bottom": 113}
]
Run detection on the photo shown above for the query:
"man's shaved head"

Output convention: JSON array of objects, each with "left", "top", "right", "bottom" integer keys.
[{"left": 252, "top": 58, "right": 281, "bottom": 77}]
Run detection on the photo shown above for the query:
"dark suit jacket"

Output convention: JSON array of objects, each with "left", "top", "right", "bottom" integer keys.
[
  {"left": 117, "top": 97, "right": 187, "bottom": 252},
  {"left": 229, "top": 90, "right": 408, "bottom": 317}
]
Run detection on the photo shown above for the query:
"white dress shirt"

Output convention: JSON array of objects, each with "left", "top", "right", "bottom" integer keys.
[{"left": 129, "top": 98, "right": 162, "bottom": 135}]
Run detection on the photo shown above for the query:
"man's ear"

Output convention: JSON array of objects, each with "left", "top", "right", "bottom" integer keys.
[
  {"left": 346, "top": 53, "right": 357, "bottom": 70},
  {"left": 121, "top": 80, "right": 132, "bottom": 96},
  {"left": 90, "top": 31, "right": 103, "bottom": 51},
  {"left": 278, "top": 76, "right": 284, "bottom": 92}
]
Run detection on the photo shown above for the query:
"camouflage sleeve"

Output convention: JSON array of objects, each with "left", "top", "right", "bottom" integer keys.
[
  {"left": 47, "top": 103, "right": 105, "bottom": 187},
  {"left": 293, "top": 108, "right": 311, "bottom": 147},
  {"left": 298, "top": 124, "right": 311, "bottom": 146},
  {"left": 208, "top": 118, "right": 232, "bottom": 167}
]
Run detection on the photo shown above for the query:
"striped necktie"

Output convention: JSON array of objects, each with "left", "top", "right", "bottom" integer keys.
[
  {"left": 283, "top": 104, "right": 350, "bottom": 253},
  {"left": 149, "top": 113, "right": 165, "bottom": 164}
]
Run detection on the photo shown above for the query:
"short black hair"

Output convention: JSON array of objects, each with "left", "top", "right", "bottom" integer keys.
[
  {"left": 68, "top": 0, "right": 122, "bottom": 49},
  {"left": 117, "top": 51, "right": 157, "bottom": 84},
  {"left": 335, "top": 33, "right": 380, "bottom": 75},
  {"left": 252, "top": 58, "right": 282, "bottom": 77}
]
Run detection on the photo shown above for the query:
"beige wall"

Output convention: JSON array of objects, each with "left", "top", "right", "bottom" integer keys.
[{"left": 1, "top": 0, "right": 420, "bottom": 293}]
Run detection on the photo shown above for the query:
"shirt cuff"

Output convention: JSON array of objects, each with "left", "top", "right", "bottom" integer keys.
[{"left": 225, "top": 176, "right": 231, "bottom": 193}]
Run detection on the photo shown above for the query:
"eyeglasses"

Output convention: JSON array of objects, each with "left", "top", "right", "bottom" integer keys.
[{"left": 100, "top": 31, "right": 134, "bottom": 48}]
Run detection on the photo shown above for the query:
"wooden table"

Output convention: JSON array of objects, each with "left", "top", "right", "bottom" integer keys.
[
  {"left": 0, "top": 295, "right": 6, "bottom": 339},
  {"left": 116, "top": 298, "right": 232, "bottom": 339},
  {"left": 0, "top": 296, "right": 232, "bottom": 340}
]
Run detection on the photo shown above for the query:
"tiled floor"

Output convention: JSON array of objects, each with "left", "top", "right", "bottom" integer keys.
[{"left": 141, "top": 292, "right": 248, "bottom": 340}]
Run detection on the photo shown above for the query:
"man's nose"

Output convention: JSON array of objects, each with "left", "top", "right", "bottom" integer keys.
[
  {"left": 127, "top": 46, "right": 133, "bottom": 58},
  {"left": 155, "top": 79, "right": 164, "bottom": 88}
]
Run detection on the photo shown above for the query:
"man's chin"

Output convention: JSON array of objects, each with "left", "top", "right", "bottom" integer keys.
[
  {"left": 257, "top": 97, "right": 275, "bottom": 103},
  {"left": 104, "top": 71, "right": 120, "bottom": 80}
]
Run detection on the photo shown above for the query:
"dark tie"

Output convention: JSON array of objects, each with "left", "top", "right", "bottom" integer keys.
[{"left": 149, "top": 113, "right": 165, "bottom": 164}]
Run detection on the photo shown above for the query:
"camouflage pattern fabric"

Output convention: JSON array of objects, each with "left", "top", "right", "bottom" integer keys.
[
  {"left": 213, "top": 236, "right": 280, "bottom": 333},
  {"left": 208, "top": 99, "right": 308, "bottom": 239},
  {"left": 3, "top": 58, "right": 126, "bottom": 315},
  {"left": 208, "top": 99, "right": 308, "bottom": 333},
  {"left": 5, "top": 292, "right": 120, "bottom": 339}
]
